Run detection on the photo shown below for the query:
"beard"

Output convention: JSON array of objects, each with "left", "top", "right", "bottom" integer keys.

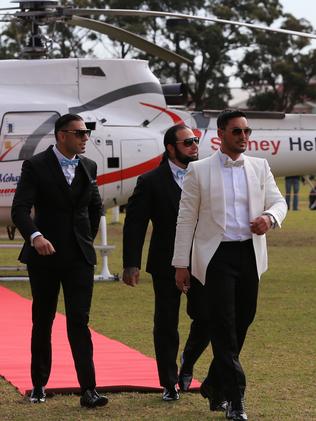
[{"left": 175, "top": 147, "right": 198, "bottom": 165}]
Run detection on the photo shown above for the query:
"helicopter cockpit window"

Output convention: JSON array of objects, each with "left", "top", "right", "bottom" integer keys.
[
  {"left": 0, "top": 112, "right": 59, "bottom": 162},
  {"left": 81, "top": 67, "right": 105, "bottom": 77}
]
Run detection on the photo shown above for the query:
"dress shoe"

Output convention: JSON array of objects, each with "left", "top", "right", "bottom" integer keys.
[
  {"left": 29, "top": 386, "right": 46, "bottom": 403},
  {"left": 178, "top": 371, "right": 193, "bottom": 392},
  {"left": 211, "top": 398, "right": 228, "bottom": 412},
  {"left": 226, "top": 399, "right": 248, "bottom": 420},
  {"left": 80, "top": 389, "right": 108, "bottom": 408},
  {"left": 200, "top": 381, "right": 228, "bottom": 412},
  {"left": 178, "top": 354, "right": 193, "bottom": 392},
  {"left": 162, "top": 386, "right": 180, "bottom": 401}
]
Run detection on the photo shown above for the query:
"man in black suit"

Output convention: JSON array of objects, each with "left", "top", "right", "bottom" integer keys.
[
  {"left": 11, "top": 114, "right": 107, "bottom": 408},
  {"left": 122, "top": 124, "right": 210, "bottom": 401}
]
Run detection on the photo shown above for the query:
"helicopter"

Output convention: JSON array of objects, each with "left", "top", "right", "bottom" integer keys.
[{"left": 1, "top": 0, "right": 316, "bottom": 232}]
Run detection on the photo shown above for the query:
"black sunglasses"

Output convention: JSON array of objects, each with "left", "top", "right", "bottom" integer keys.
[
  {"left": 61, "top": 129, "right": 91, "bottom": 138},
  {"left": 230, "top": 127, "right": 252, "bottom": 137},
  {"left": 175, "top": 136, "right": 200, "bottom": 147}
]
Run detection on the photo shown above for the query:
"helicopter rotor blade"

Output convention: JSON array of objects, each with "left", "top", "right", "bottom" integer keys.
[
  {"left": 2, "top": 6, "right": 316, "bottom": 40},
  {"left": 63, "top": 9, "right": 316, "bottom": 40},
  {"left": 69, "top": 16, "right": 192, "bottom": 65}
]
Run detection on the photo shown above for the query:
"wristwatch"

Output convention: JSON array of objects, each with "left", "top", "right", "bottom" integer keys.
[{"left": 263, "top": 213, "right": 277, "bottom": 229}]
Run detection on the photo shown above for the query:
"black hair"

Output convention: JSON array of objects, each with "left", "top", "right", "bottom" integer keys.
[
  {"left": 159, "top": 151, "right": 168, "bottom": 165},
  {"left": 163, "top": 124, "right": 190, "bottom": 150},
  {"left": 217, "top": 109, "right": 247, "bottom": 130},
  {"left": 54, "top": 113, "right": 83, "bottom": 139}
]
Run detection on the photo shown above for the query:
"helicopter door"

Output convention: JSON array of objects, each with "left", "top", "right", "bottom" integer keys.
[{"left": 120, "top": 138, "right": 159, "bottom": 200}]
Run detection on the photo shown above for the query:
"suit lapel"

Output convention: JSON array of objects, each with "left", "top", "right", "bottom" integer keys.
[
  {"left": 160, "top": 162, "right": 181, "bottom": 213},
  {"left": 78, "top": 156, "right": 93, "bottom": 183},
  {"left": 74, "top": 157, "right": 94, "bottom": 206},
  {"left": 209, "top": 152, "right": 226, "bottom": 229},
  {"left": 244, "top": 156, "right": 261, "bottom": 220}
]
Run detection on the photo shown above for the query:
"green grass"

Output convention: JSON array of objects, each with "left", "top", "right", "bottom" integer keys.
[{"left": 0, "top": 179, "right": 315, "bottom": 420}]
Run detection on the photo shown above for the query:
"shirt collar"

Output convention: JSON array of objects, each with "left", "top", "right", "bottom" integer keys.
[
  {"left": 218, "top": 149, "right": 245, "bottom": 166},
  {"left": 53, "top": 145, "right": 76, "bottom": 163},
  {"left": 168, "top": 159, "right": 187, "bottom": 176}
]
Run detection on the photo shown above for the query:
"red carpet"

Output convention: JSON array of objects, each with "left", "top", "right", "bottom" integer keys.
[{"left": 0, "top": 286, "right": 201, "bottom": 395}]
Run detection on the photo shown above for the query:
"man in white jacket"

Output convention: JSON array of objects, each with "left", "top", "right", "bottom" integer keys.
[{"left": 172, "top": 109, "right": 287, "bottom": 421}]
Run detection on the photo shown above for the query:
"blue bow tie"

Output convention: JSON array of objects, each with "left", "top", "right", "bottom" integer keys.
[
  {"left": 176, "top": 168, "right": 187, "bottom": 181},
  {"left": 60, "top": 158, "right": 79, "bottom": 167},
  {"left": 224, "top": 159, "right": 244, "bottom": 168}
]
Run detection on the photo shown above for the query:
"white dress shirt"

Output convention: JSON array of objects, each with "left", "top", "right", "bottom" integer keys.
[
  {"left": 168, "top": 159, "right": 187, "bottom": 189},
  {"left": 53, "top": 145, "right": 77, "bottom": 185},
  {"left": 218, "top": 150, "right": 252, "bottom": 241}
]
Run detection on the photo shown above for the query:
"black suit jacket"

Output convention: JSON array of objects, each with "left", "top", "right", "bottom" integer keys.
[
  {"left": 123, "top": 160, "right": 181, "bottom": 277},
  {"left": 11, "top": 145, "right": 103, "bottom": 265}
]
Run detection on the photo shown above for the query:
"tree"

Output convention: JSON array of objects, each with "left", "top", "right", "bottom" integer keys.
[
  {"left": 238, "top": 13, "right": 316, "bottom": 112},
  {"left": 134, "top": 0, "right": 285, "bottom": 109},
  {"left": 0, "top": 20, "right": 29, "bottom": 59}
]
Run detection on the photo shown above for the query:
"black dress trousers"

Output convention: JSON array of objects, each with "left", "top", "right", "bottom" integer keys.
[
  {"left": 27, "top": 253, "right": 96, "bottom": 392},
  {"left": 190, "top": 240, "right": 259, "bottom": 401}
]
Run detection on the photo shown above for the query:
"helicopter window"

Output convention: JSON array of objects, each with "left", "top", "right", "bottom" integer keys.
[
  {"left": 81, "top": 67, "right": 105, "bottom": 77},
  {"left": 108, "top": 157, "right": 119, "bottom": 168},
  {"left": 0, "top": 112, "right": 59, "bottom": 162},
  {"left": 85, "top": 122, "right": 96, "bottom": 130}
]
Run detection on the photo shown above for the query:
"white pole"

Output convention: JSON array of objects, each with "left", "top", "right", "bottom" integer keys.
[
  {"left": 0, "top": 218, "right": 118, "bottom": 281},
  {"left": 111, "top": 205, "right": 120, "bottom": 223},
  {"left": 94, "top": 214, "right": 118, "bottom": 281}
]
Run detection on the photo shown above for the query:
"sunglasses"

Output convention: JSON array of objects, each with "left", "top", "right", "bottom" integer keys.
[
  {"left": 230, "top": 127, "right": 252, "bottom": 137},
  {"left": 175, "top": 136, "right": 200, "bottom": 147},
  {"left": 61, "top": 129, "right": 91, "bottom": 138}
]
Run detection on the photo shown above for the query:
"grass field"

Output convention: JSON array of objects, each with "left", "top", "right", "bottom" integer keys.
[{"left": 0, "top": 180, "right": 315, "bottom": 420}]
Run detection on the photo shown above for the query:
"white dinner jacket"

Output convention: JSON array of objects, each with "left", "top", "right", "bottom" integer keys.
[{"left": 172, "top": 151, "right": 287, "bottom": 284}]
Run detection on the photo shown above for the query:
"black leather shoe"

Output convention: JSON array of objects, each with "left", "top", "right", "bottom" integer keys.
[
  {"left": 162, "top": 386, "right": 180, "bottom": 401},
  {"left": 226, "top": 399, "right": 248, "bottom": 420},
  {"left": 80, "top": 389, "right": 108, "bottom": 408},
  {"left": 178, "top": 354, "right": 193, "bottom": 392},
  {"left": 178, "top": 371, "right": 193, "bottom": 392},
  {"left": 211, "top": 398, "right": 228, "bottom": 412},
  {"left": 200, "top": 381, "right": 228, "bottom": 412},
  {"left": 29, "top": 386, "right": 46, "bottom": 403}
]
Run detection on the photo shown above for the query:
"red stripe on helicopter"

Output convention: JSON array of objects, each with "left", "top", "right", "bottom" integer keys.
[
  {"left": 0, "top": 189, "right": 16, "bottom": 194},
  {"left": 97, "top": 154, "right": 162, "bottom": 186},
  {"left": 140, "top": 102, "right": 184, "bottom": 124},
  {"left": 0, "top": 140, "right": 23, "bottom": 161},
  {"left": 140, "top": 102, "right": 202, "bottom": 138}
]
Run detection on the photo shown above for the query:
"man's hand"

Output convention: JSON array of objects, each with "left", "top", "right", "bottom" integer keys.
[
  {"left": 175, "top": 268, "right": 190, "bottom": 294},
  {"left": 250, "top": 215, "right": 271, "bottom": 235},
  {"left": 122, "top": 267, "right": 140, "bottom": 287},
  {"left": 33, "top": 235, "right": 56, "bottom": 255}
]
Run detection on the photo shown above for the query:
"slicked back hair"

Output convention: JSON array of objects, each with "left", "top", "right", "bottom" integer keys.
[
  {"left": 54, "top": 114, "right": 84, "bottom": 140},
  {"left": 217, "top": 109, "right": 247, "bottom": 130},
  {"left": 163, "top": 124, "right": 190, "bottom": 157}
]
